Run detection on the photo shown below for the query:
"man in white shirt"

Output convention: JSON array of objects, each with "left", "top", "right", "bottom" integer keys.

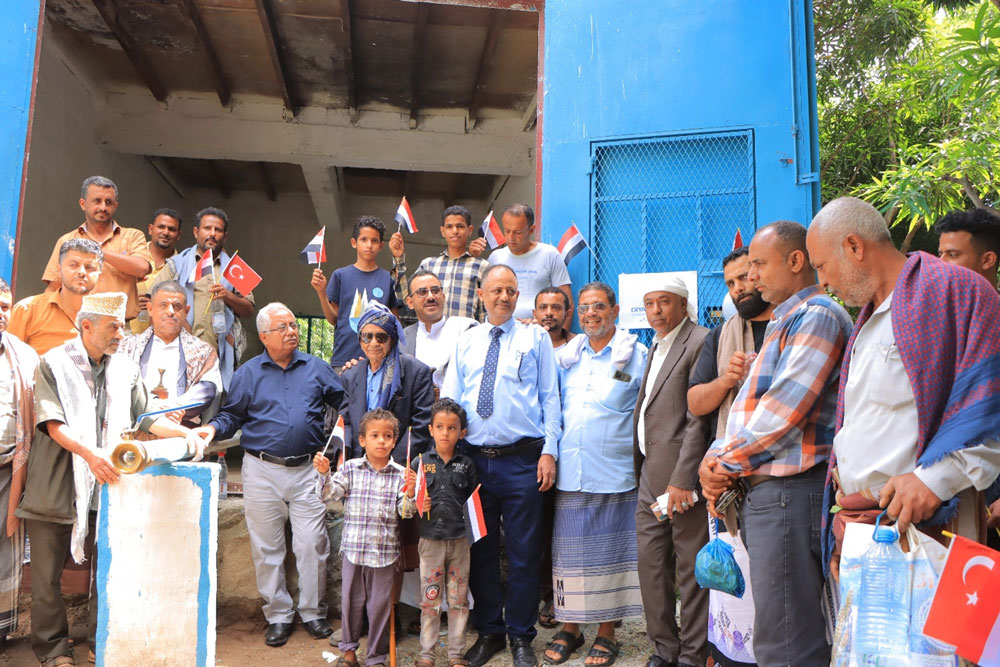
[
  {"left": 489, "top": 204, "right": 572, "bottom": 321},
  {"left": 807, "top": 197, "right": 1000, "bottom": 578},
  {"left": 118, "top": 281, "right": 222, "bottom": 425},
  {"left": 401, "top": 270, "right": 477, "bottom": 389}
]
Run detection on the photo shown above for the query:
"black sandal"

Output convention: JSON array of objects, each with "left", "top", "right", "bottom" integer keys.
[
  {"left": 585, "top": 636, "right": 620, "bottom": 666},
  {"left": 538, "top": 602, "right": 558, "bottom": 628},
  {"left": 543, "top": 630, "right": 585, "bottom": 665}
]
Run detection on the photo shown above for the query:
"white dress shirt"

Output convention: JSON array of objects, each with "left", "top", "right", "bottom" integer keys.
[
  {"left": 414, "top": 316, "right": 478, "bottom": 387},
  {"left": 143, "top": 335, "right": 182, "bottom": 400},
  {"left": 636, "top": 319, "right": 685, "bottom": 456},
  {"left": 835, "top": 292, "right": 1000, "bottom": 501}
]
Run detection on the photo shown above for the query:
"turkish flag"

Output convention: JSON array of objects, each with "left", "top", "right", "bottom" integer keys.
[
  {"left": 922, "top": 534, "right": 1000, "bottom": 665},
  {"left": 221, "top": 255, "right": 262, "bottom": 296}
]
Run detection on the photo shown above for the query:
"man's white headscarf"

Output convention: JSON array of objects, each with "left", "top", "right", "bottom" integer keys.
[{"left": 643, "top": 276, "right": 697, "bottom": 322}]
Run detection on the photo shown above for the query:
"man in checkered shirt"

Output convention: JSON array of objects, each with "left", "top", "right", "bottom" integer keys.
[{"left": 389, "top": 205, "right": 489, "bottom": 321}]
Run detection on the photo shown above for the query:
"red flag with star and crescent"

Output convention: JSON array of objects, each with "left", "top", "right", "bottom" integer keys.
[
  {"left": 922, "top": 534, "right": 1000, "bottom": 666},
  {"left": 221, "top": 254, "right": 262, "bottom": 295}
]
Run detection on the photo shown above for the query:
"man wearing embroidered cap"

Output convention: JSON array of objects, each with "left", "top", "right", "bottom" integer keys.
[
  {"left": 16, "top": 292, "right": 209, "bottom": 667},
  {"left": 632, "top": 275, "right": 712, "bottom": 667}
]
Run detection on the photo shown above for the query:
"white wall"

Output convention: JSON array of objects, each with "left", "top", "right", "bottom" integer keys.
[{"left": 15, "top": 22, "right": 184, "bottom": 299}]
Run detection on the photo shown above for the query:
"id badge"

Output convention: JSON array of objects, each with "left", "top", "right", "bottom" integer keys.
[
  {"left": 212, "top": 309, "right": 227, "bottom": 334},
  {"left": 610, "top": 369, "right": 632, "bottom": 383}
]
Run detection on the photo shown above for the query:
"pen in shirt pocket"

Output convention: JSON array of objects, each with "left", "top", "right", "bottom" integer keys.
[{"left": 515, "top": 351, "right": 525, "bottom": 381}]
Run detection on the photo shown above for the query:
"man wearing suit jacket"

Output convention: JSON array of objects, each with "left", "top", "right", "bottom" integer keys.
[
  {"left": 632, "top": 276, "right": 712, "bottom": 667},
  {"left": 401, "top": 270, "right": 477, "bottom": 389}
]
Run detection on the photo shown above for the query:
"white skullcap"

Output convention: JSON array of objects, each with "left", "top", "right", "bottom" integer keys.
[
  {"left": 80, "top": 292, "right": 127, "bottom": 321},
  {"left": 644, "top": 276, "right": 697, "bottom": 322}
]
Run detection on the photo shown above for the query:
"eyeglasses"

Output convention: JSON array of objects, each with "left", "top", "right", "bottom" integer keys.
[
  {"left": 577, "top": 302, "right": 610, "bottom": 313},
  {"left": 360, "top": 332, "right": 391, "bottom": 344},
  {"left": 411, "top": 286, "right": 443, "bottom": 298},
  {"left": 261, "top": 322, "right": 299, "bottom": 334}
]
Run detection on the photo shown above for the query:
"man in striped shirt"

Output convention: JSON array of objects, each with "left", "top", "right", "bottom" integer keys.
[
  {"left": 699, "top": 221, "right": 852, "bottom": 667},
  {"left": 390, "top": 205, "right": 489, "bottom": 321}
]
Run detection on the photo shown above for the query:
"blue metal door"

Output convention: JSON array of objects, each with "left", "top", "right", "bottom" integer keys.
[{"left": 590, "top": 130, "right": 756, "bottom": 327}]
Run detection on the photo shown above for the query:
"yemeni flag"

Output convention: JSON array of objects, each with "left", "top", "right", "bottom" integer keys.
[
  {"left": 329, "top": 415, "right": 346, "bottom": 469},
  {"left": 414, "top": 454, "right": 429, "bottom": 519},
  {"left": 193, "top": 248, "right": 215, "bottom": 282},
  {"left": 922, "top": 534, "right": 1000, "bottom": 665},
  {"left": 221, "top": 254, "right": 262, "bottom": 295},
  {"left": 463, "top": 484, "right": 487, "bottom": 543},
  {"left": 479, "top": 210, "right": 505, "bottom": 249},
  {"left": 395, "top": 196, "right": 418, "bottom": 234},
  {"left": 557, "top": 223, "right": 588, "bottom": 266},
  {"left": 299, "top": 227, "right": 327, "bottom": 265},
  {"left": 733, "top": 228, "right": 744, "bottom": 250}
]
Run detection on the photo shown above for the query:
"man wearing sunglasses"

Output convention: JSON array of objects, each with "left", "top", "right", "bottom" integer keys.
[{"left": 400, "top": 270, "right": 477, "bottom": 389}]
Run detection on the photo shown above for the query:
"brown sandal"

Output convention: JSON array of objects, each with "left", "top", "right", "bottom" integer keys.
[{"left": 42, "top": 657, "right": 76, "bottom": 667}]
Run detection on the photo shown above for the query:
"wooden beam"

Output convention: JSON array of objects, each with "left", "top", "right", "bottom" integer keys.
[
  {"left": 521, "top": 91, "right": 537, "bottom": 132},
  {"left": 409, "top": 4, "right": 430, "bottom": 129},
  {"left": 467, "top": 9, "right": 505, "bottom": 130},
  {"left": 339, "top": 0, "right": 359, "bottom": 122},
  {"left": 91, "top": 0, "right": 168, "bottom": 102},
  {"left": 254, "top": 0, "right": 296, "bottom": 115},
  {"left": 145, "top": 157, "right": 187, "bottom": 200},
  {"left": 177, "top": 0, "right": 230, "bottom": 107},
  {"left": 206, "top": 160, "right": 232, "bottom": 199},
  {"left": 256, "top": 162, "right": 277, "bottom": 202}
]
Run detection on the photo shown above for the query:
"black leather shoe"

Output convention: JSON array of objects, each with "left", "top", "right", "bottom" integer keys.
[
  {"left": 464, "top": 634, "right": 507, "bottom": 667},
  {"left": 511, "top": 637, "right": 538, "bottom": 667},
  {"left": 303, "top": 618, "right": 333, "bottom": 639},
  {"left": 264, "top": 622, "right": 294, "bottom": 647},
  {"left": 644, "top": 656, "right": 676, "bottom": 667}
]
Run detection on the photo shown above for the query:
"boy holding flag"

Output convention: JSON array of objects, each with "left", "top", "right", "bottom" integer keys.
[{"left": 406, "top": 398, "right": 481, "bottom": 667}]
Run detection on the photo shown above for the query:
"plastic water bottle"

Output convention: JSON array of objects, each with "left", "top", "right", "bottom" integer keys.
[
  {"left": 218, "top": 452, "right": 228, "bottom": 499},
  {"left": 855, "top": 522, "right": 910, "bottom": 663}
]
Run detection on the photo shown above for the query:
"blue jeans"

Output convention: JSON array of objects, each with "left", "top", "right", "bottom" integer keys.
[
  {"left": 739, "top": 465, "right": 830, "bottom": 667},
  {"left": 467, "top": 447, "right": 543, "bottom": 641}
]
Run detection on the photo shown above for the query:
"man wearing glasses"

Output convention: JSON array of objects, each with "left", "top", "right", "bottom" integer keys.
[
  {"left": 401, "top": 270, "right": 478, "bottom": 390},
  {"left": 198, "top": 303, "right": 344, "bottom": 648}
]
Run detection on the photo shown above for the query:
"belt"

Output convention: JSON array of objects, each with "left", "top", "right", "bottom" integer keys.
[
  {"left": 745, "top": 474, "right": 773, "bottom": 488},
  {"left": 245, "top": 448, "right": 313, "bottom": 467},
  {"left": 472, "top": 437, "right": 544, "bottom": 459},
  {"left": 745, "top": 464, "right": 827, "bottom": 488}
]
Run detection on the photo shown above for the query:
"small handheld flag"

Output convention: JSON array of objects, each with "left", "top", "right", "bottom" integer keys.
[
  {"left": 300, "top": 227, "right": 327, "bottom": 265},
  {"left": 221, "top": 253, "right": 262, "bottom": 295},
  {"left": 733, "top": 228, "right": 744, "bottom": 250},
  {"left": 557, "top": 223, "right": 589, "bottom": 266},
  {"left": 414, "top": 454, "right": 429, "bottom": 519},
  {"left": 193, "top": 249, "right": 214, "bottom": 282},
  {"left": 395, "top": 196, "right": 418, "bottom": 234},
  {"left": 321, "top": 415, "right": 346, "bottom": 470},
  {"left": 479, "top": 210, "right": 505, "bottom": 249},
  {"left": 463, "top": 484, "right": 487, "bottom": 544}
]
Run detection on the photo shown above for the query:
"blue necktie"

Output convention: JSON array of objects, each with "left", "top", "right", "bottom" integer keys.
[{"left": 477, "top": 327, "right": 503, "bottom": 418}]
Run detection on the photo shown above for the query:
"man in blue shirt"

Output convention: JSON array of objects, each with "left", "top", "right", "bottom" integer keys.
[
  {"left": 442, "top": 264, "right": 561, "bottom": 667},
  {"left": 199, "top": 302, "right": 344, "bottom": 648},
  {"left": 543, "top": 282, "right": 647, "bottom": 666}
]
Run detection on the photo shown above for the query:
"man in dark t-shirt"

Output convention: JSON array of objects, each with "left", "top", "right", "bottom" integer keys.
[{"left": 311, "top": 216, "right": 400, "bottom": 371}]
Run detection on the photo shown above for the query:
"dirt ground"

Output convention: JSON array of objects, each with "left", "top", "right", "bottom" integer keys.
[{"left": 0, "top": 599, "right": 661, "bottom": 666}]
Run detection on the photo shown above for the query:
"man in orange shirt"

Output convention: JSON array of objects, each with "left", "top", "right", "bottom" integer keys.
[
  {"left": 9, "top": 239, "right": 102, "bottom": 355},
  {"left": 41, "top": 176, "right": 150, "bottom": 320}
]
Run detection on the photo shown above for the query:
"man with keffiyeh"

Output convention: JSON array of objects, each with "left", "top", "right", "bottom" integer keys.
[
  {"left": 339, "top": 302, "right": 434, "bottom": 463},
  {"left": 806, "top": 197, "right": 1000, "bottom": 584}
]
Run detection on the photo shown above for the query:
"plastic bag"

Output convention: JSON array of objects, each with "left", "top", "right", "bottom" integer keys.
[{"left": 695, "top": 518, "right": 745, "bottom": 598}]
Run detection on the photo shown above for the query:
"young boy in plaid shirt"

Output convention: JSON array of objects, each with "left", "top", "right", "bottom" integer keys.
[
  {"left": 313, "top": 408, "right": 416, "bottom": 667},
  {"left": 408, "top": 399, "right": 479, "bottom": 667}
]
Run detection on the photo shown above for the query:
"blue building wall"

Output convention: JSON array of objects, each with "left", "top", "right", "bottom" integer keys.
[
  {"left": 0, "top": 1, "right": 43, "bottom": 285},
  {"left": 540, "top": 0, "right": 820, "bottom": 325}
]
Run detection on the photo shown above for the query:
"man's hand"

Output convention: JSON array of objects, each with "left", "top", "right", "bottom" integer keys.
[
  {"left": 469, "top": 237, "right": 487, "bottom": 258},
  {"left": 389, "top": 232, "right": 405, "bottom": 259},
  {"left": 185, "top": 430, "right": 208, "bottom": 462},
  {"left": 342, "top": 356, "right": 365, "bottom": 372},
  {"left": 699, "top": 453, "right": 737, "bottom": 503},
  {"left": 193, "top": 425, "right": 216, "bottom": 443},
  {"left": 879, "top": 472, "right": 943, "bottom": 533},
  {"left": 137, "top": 293, "right": 151, "bottom": 313},
  {"left": 989, "top": 499, "right": 1000, "bottom": 531},
  {"left": 311, "top": 268, "right": 328, "bottom": 294},
  {"left": 537, "top": 454, "right": 556, "bottom": 492},
  {"left": 722, "top": 352, "right": 752, "bottom": 389},
  {"left": 87, "top": 449, "right": 120, "bottom": 484},
  {"left": 664, "top": 485, "right": 697, "bottom": 519},
  {"left": 208, "top": 282, "right": 231, "bottom": 302}
]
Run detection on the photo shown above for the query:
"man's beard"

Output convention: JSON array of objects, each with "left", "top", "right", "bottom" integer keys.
[{"left": 734, "top": 290, "right": 769, "bottom": 319}]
